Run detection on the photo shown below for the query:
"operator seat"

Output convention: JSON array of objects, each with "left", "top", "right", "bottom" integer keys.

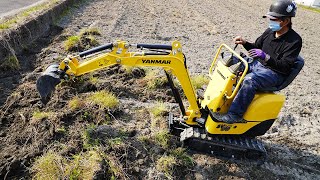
[{"left": 260, "top": 55, "right": 304, "bottom": 91}]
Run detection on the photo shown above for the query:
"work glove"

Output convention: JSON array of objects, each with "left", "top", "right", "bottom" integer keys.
[{"left": 248, "top": 49, "right": 270, "bottom": 64}]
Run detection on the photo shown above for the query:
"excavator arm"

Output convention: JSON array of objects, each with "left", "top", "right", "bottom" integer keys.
[{"left": 37, "top": 40, "right": 200, "bottom": 125}]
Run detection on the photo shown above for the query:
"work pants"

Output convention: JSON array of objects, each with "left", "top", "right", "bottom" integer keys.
[{"left": 228, "top": 60, "right": 285, "bottom": 117}]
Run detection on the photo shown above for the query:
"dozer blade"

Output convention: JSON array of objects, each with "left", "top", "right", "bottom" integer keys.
[{"left": 36, "top": 64, "right": 62, "bottom": 104}]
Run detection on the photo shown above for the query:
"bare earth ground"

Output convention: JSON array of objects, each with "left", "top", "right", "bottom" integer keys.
[{"left": 0, "top": 0, "right": 319, "bottom": 179}]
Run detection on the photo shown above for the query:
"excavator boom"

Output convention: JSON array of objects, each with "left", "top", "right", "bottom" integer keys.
[{"left": 37, "top": 40, "right": 201, "bottom": 124}]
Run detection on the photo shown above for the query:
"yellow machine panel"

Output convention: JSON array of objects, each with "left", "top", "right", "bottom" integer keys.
[
  {"left": 205, "top": 92, "right": 285, "bottom": 135},
  {"left": 200, "top": 61, "right": 236, "bottom": 113},
  {"left": 244, "top": 93, "right": 285, "bottom": 121}
]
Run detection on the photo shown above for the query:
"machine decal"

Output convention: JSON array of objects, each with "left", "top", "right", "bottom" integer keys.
[{"left": 142, "top": 59, "right": 171, "bottom": 64}]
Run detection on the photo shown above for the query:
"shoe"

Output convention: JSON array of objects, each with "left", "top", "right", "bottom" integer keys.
[
  {"left": 220, "top": 114, "right": 243, "bottom": 124},
  {"left": 211, "top": 112, "right": 225, "bottom": 121}
]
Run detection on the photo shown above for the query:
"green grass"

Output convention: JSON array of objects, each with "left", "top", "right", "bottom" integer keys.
[
  {"left": 156, "top": 155, "right": 177, "bottom": 178},
  {"left": 68, "top": 96, "right": 85, "bottom": 110},
  {"left": 79, "top": 27, "right": 101, "bottom": 36},
  {"left": 83, "top": 35, "right": 99, "bottom": 47},
  {"left": 143, "top": 69, "right": 168, "bottom": 89},
  {"left": 82, "top": 124, "right": 99, "bottom": 149},
  {"left": 154, "top": 130, "right": 171, "bottom": 148},
  {"left": 0, "top": 56, "right": 20, "bottom": 70},
  {"left": 64, "top": 27, "right": 100, "bottom": 52},
  {"left": 56, "top": 127, "right": 67, "bottom": 134},
  {"left": 64, "top": 36, "right": 80, "bottom": 51},
  {"left": 0, "top": 0, "right": 61, "bottom": 30},
  {"left": 87, "top": 90, "right": 119, "bottom": 109},
  {"left": 89, "top": 74, "right": 99, "bottom": 84},
  {"left": 0, "top": 19, "right": 17, "bottom": 29},
  {"left": 67, "top": 151, "right": 102, "bottom": 180},
  {"left": 298, "top": 4, "right": 320, "bottom": 13},
  {"left": 32, "top": 152, "right": 66, "bottom": 180},
  {"left": 31, "top": 111, "right": 53, "bottom": 123},
  {"left": 32, "top": 150, "right": 102, "bottom": 180},
  {"left": 149, "top": 101, "right": 167, "bottom": 117},
  {"left": 170, "top": 147, "right": 194, "bottom": 167}
]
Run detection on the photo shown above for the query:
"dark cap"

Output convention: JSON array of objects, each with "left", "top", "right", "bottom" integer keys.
[
  {"left": 263, "top": 0, "right": 297, "bottom": 19},
  {"left": 263, "top": 13, "right": 279, "bottom": 20}
]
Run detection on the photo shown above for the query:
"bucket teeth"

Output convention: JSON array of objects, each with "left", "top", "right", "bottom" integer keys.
[{"left": 36, "top": 64, "right": 62, "bottom": 104}]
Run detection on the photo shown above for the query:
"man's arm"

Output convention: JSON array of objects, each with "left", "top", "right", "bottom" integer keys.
[
  {"left": 242, "top": 29, "right": 271, "bottom": 51},
  {"left": 266, "top": 39, "right": 302, "bottom": 74}
]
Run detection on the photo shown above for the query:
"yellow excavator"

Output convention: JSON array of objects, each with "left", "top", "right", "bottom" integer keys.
[{"left": 36, "top": 40, "right": 304, "bottom": 161}]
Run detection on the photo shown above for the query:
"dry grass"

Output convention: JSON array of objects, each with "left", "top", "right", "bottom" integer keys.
[
  {"left": 31, "top": 111, "right": 53, "bottom": 124},
  {"left": 66, "top": 151, "right": 102, "bottom": 179},
  {"left": 64, "top": 27, "right": 101, "bottom": 52},
  {"left": 68, "top": 96, "right": 85, "bottom": 110},
  {"left": 64, "top": 35, "right": 80, "bottom": 51},
  {"left": 153, "top": 130, "right": 171, "bottom": 149},
  {"left": 32, "top": 150, "right": 102, "bottom": 180},
  {"left": 191, "top": 74, "right": 210, "bottom": 89},
  {"left": 143, "top": 69, "right": 168, "bottom": 89},
  {"left": 0, "top": 56, "right": 20, "bottom": 70},
  {"left": 32, "top": 152, "right": 66, "bottom": 180},
  {"left": 86, "top": 90, "right": 119, "bottom": 109},
  {"left": 156, "top": 155, "right": 177, "bottom": 178},
  {"left": 149, "top": 101, "right": 167, "bottom": 117},
  {"left": 79, "top": 27, "right": 101, "bottom": 36}
]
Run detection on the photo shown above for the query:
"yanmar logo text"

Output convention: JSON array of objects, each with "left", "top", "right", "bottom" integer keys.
[{"left": 142, "top": 59, "right": 171, "bottom": 64}]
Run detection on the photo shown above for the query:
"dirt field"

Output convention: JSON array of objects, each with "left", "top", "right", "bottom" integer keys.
[{"left": 0, "top": 0, "right": 319, "bottom": 179}]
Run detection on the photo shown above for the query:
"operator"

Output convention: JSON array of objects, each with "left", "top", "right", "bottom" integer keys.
[{"left": 217, "top": 0, "right": 302, "bottom": 123}]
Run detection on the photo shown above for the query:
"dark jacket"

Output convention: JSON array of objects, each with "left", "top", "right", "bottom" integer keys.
[{"left": 243, "top": 28, "right": 302, "bottom": 75}]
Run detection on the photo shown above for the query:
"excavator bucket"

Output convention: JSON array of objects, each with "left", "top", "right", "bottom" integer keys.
[{"left": 36, "top": 64, "right": 61, "bottom": 104}]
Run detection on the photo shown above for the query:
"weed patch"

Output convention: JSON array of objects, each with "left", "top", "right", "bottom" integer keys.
[
  {"left": 154, "top": 130, "right": 171, "bottom": 149},
  {"left": 64, "top": 36, "right": 80, "bottom": 51},
  {"left": 86, "top": 90, "right": 119, "bottom": 109},
  {"left": 64, "top": 27, "right": 101, "bottom": 52},
  {"left": 82, "top": 124, "right": 99, "bottom": 149},
  {"left": 31, "top": 111, "right": 53, "bottom": 124},
  {"left": 143, "top": 69, "right": 168, "bottom": 89},
  {"left": 156, "top": 155, "right": 177, "bottom": 178},
  {"left": 150, "top": 101, "right": 167, "bottom": 117},
  {"left": 68, "top": 96, "right": 85, "bottom": 110},
  {"left": 0, "top": 56, "right": 20, "bottom": 70},
  {"left": 80, "top": 27, "right": 101, "bottom": 36},
  {"left": 32, "top": 152, "right": 67, "bottom": 179},
  {"left": 32, "top": 150, "right": 102, "bottom": 179}
]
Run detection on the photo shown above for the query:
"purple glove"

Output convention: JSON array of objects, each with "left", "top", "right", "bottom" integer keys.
[
  {"left": 248, "top": 49, "right": 266, "bottom": 59},
  {"left": 248, "top": 49, "right": 270, "bottom": 64}
]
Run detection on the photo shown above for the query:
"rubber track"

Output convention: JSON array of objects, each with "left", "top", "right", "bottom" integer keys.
[{"left": 180, "top": 127, "right": 267, "bottom": 163}]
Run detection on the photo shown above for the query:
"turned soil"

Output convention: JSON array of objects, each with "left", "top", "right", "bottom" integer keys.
[{"left": 0, "top": 0, "right": 319, "bottom": 179}]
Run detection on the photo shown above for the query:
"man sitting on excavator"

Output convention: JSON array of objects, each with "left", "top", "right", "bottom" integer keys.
[{"left": 216, "top": 0, "right": 302, "bottom": 123}]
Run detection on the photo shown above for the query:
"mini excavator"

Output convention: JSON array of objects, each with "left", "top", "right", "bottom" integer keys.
[{"left": 36, "top": 40, "right": 304, "bottom": 161}]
